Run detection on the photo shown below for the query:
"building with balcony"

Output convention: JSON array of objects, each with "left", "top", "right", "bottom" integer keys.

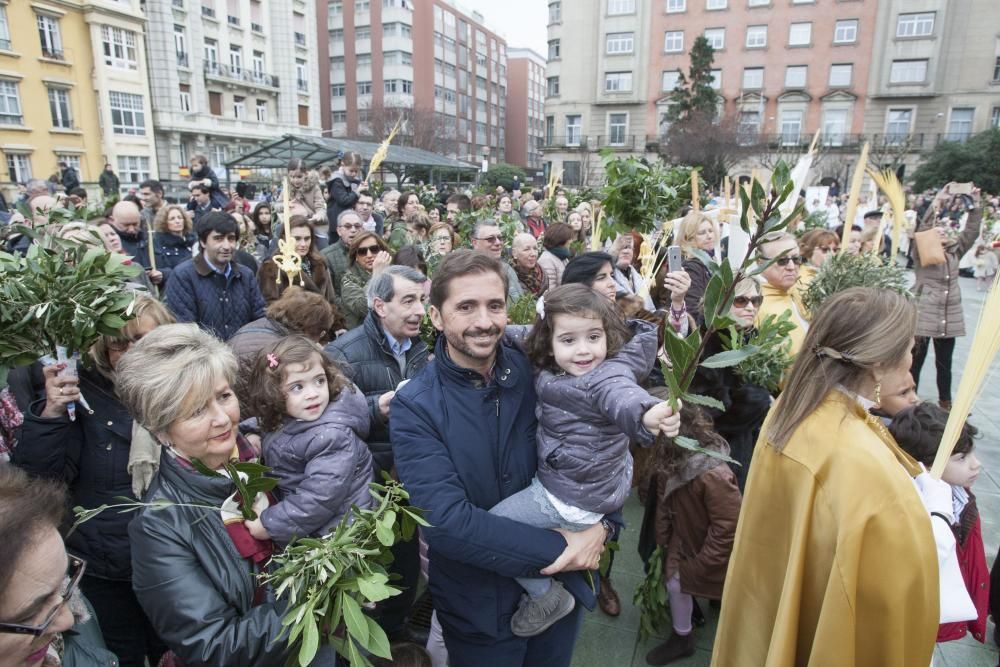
[
  {"left": 322, "top": 0, "right": 508, "bottom": 166},
  {"left": 542, "top": 0, "right": 655, "bottom": 186},
  {"left": 506, "top": 48, "right": 546, "bottom": 173},
  {"left": 145, "top": 0, "right": 321, "bottom": 186},
  {"left": 0, "top": 0, "right": 153, "bottom": 194},
  {"left": 863, "top": 0, "right": 1000, "bottom": 172}
]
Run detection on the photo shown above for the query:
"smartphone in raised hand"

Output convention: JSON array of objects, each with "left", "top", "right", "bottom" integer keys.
[{"left": 667, "top": 245, "right": 683, "bottom": 273}]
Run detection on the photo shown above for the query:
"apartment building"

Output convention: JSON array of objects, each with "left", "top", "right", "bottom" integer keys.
[
  {"left": 864, "top": 0, "right": 1000, "bottom": 159},
  {"left": 544, "top": 0, "right": 879, "bottom": 186},
  {"left": 506, "top": 48, "right": 546, "bottom": 172},
  {"left": 650, "top": 0, "right": 878, "bottom": 147},
  {"left": 145, "top": 0, "right": 322, "bottom": 185},
  {"left": 543, "top": 0, "right": 655, "bottom": 186},
  {"left": 323, "top": 0, "right": 508, "bottom": 165},
  {"left": 0, "top": 0, "right": 155, "bottom": 192}
]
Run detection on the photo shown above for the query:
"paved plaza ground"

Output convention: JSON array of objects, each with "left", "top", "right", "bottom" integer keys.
[{"left": 572, "top": 274, "right": 1000, "bottom": 667}]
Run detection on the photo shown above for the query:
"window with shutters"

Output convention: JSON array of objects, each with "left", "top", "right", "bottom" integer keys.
[{"left": 209, "top": 91, "right": 222, "bottom": 116}]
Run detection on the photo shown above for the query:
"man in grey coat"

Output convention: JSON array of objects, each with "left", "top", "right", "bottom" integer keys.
[{"left": 322, "top": 210, "right": 364, "bottom": 297}]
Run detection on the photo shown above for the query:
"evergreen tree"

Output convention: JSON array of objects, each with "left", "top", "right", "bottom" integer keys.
[
  {"left": 666, "top": 36, "right": 720, "bottom": 124},
  {"left": 660, "top": 36, "right": 738, "bottom": 185}
]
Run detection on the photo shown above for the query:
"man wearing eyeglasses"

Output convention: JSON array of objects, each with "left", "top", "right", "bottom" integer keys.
[
  {"left": 0, "top": 466, "right": 117, "bottom": 665},
  {"left": 323, "top": 210, "right": 365, "bottom": 297},
  {"left": 470, "top": 220, "right": 524, "bottom": 302},
  {"left": 755, "top": 232, "right": 810, "bottom": 357},
  {"left": 355, "top": 192, "right": 384, "bottom": 235}
]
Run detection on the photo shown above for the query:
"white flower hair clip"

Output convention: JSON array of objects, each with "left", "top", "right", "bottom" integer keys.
[{"left": 536, "top": 296, "right": 546, "bottom": 320}]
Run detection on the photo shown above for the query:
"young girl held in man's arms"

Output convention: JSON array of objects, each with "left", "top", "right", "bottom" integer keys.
[
  {"left": 242, "top": 335, "right": 375, "bottom": 545},
  {"left": 640, "top": 405, "right": 742, "bottom": 665},
  {"left": 889, "top": 402, "right": 989, "bottom": 643},
  {"left": 493, "top": 283, "right": 681, "bottom": 638}
]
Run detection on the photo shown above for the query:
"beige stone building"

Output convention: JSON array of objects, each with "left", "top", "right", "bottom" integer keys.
[
  {"left": 863, "top": 0, "right": 1000, "bottom": 176},
  {"left": 543, "top": 0, "right": 654, "bottom": 186},
  {"left": 544, "top": 0, "right": 1000, "bottom": 188}
]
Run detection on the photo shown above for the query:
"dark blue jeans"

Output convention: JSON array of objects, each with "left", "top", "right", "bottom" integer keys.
[{"left": 441, "top": 602, "right": 584, "bottom": 667}]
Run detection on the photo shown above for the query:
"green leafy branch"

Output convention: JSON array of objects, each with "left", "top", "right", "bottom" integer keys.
[
  {"left": 724, "top": 312, "right": 796, "bottom": 394},
  {"left": 507, "top": 293, "right": 538, "bottom": 325},
  {"left": 633, "top": 546, "right": 670, "bottom": 640},
  {"left": 263, "top": 476, "right": 429, "bottom": 667},
  {"left": 596, "top": 153, "right": 702, "bottom": 243},
  {"left": 633, "top": 162, "right": 802, "bottom": 639},
  {"left": 191, "top": 459, "right": 279, "bottom": 520},
  {"left": 70, "top": 497, "right": 219, "bottom": 537},
  {"left": 0, "top": 227, "right": 140, "bottom": 386},
  {"left": 660, "top": 160, "right": 803, "bottom": 456},
  {"left": 801, "top": 251, "right": 910, "bottom": 315}
]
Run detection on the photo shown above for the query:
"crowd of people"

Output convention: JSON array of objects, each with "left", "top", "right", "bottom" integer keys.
[{"left": 1, "top": 153, "right": 1000, "bottom": 667}]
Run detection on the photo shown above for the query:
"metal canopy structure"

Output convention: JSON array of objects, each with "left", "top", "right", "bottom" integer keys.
[{"left": 224, "top": 134, "right": 479, "bottom": 172}]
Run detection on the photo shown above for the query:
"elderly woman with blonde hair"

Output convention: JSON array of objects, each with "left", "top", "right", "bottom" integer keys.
[
  {"left": 117, "top": 324, "right": 329, "bottom": 666},
  {"left": 13, "top": 294, "right": 174, "bottom": 667},
  {"left": 651, "top": 211, "right": 717, "bottom": 319}
]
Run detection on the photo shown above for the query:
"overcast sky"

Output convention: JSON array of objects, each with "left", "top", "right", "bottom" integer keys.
[{"left": 458, "top": 0, "right": 548, "bottom": 55}]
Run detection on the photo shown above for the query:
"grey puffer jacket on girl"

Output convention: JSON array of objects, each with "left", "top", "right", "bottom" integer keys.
[
  {"left": 259, "top": 385, "right": 375, "bottom": 544},
  {"left": 510, "top": 319, "right": 661, "bottom": 514}
]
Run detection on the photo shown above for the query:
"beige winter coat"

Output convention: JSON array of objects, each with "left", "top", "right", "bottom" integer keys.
[{"left": 912, "top": 206, "right": 982, "bottom": 338}]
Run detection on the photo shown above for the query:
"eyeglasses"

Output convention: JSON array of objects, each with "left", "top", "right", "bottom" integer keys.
[
  {"left": 0, "top": 556, "right": 86, "bottom": 636},
  {"left": 339, "top": 223, "right": 363, "bottom": 231},
  {"left": 732, "top": 295, "right": 764, "bottom": 309},
  {"left": 475, "top": 235, "right": 502, "bottom": 245},
  {"left": 356, "top": 245, "right": 381, "bottom": 256},
  {"left": 432, "top": 235, "right": 452, "bottom": 242},
  {"left": 760, "top": 255, "right": 804, "bottom": 267}
]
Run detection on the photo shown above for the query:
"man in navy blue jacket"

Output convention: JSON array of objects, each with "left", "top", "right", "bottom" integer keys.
[
  {"left": 164, "top": 212, "right": 265, "bottom": 341},
  {"left": 391, "top": 251, "right": 612, "bottom": 666}
]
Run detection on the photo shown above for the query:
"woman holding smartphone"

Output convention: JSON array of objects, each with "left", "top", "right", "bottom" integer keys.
[{"left": 910, "top": 182, "right": 983, "bottom": 411}]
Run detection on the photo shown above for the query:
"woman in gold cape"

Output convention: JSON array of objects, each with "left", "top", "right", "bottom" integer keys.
[{"left": 712, "top": 288, "right": 938, "bottom": 667}]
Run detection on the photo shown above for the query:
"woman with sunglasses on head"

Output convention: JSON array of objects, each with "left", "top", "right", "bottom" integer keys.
[
  {"left": 12, "top": 295, "right": 174, "bottom": 667},
  {"left": 754, "top": 232, "right": 810, "bottom": 358},
  {"left": 651, "top": 211, "right": 717, "bottom": 320},
  {"left": 686, "top": 279, "right": 773, "bottom": 492},
  {"left": 340, "top": 232, "right": 392, "bottom": 329},
  {"left": 0, "top": 465, "right": 118, "bottom": 666}
]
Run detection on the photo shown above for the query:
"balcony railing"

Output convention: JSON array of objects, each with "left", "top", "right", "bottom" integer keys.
[
  {"left": 542, "top": 134, "right": 589, "bottom": 150},
  {"left": 176, "top": 51, "right": 189, "bottom": 67},
  {"left": 0, "top": 38, "right": 10, "bottom": 51},
  {"left": 41, "top": 47, "right": 65, "bottom": 60},
  {"left": 201, "top": 7, "right": 216, "bottom": 18},
  {"left": 251, "top": 22, "right": 264, "bottom": 33},
  {"left": 646, "top": 132, "right": 932, "bottom": 152},
  {"left": 595, "top": 134, "right": 638, "bottom": 149},
  {"left": 0, "top": 113, "right": 23, "bottom": 125},
  {"left": 297, "top": 79, "right": 309, "bottom": 92},
  {"left": 203, "top": 61, "right": 279, "bottom": 88},
  {"left": 294, "top": 32, "right": 307, "bottom": 46},
  {"left": 172, "top": 0, "right": 184, "bottom": 7},
  {"left": 227, "top": 15, "right": 241, "bottom": 27}
]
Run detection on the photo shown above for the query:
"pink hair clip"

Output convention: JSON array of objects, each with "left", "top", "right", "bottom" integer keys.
[{"left": 266, "top": 353, "right": 279, "bottom": 369}]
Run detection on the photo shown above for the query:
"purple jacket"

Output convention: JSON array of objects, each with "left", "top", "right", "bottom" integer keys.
[
  {"left": 260, "top": 385, "right": 375, "bottom": 544},
  {"left": 509, "top": 320, "right": 661, "bottom": 514}
]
